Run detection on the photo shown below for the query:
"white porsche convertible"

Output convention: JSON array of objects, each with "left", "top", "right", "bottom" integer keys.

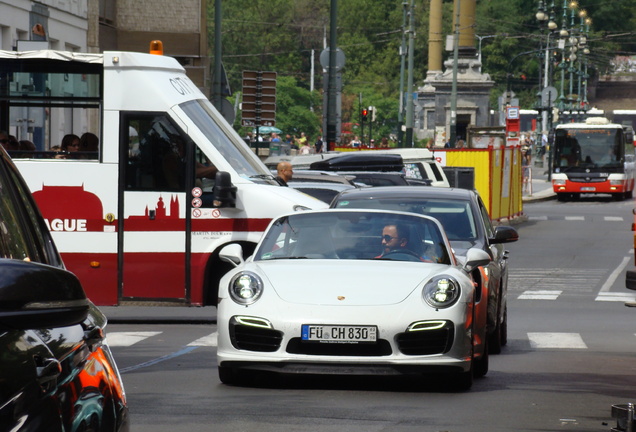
[{"left": 216, "top": 209, "right": 491, "bottom": 390}]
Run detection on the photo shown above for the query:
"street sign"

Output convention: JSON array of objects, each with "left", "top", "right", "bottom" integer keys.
[
  {"left": 319, "top": 48, "right": 346, "bottom": 71},
  {"left": 241, "top": 70, "right": 277, "bottom": 126},
  {"left": 541, "top": 86, "right": 558, "bottom": 106}
]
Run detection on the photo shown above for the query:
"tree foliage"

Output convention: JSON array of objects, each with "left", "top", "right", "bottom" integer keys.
[{"left": 209, "top": 0, "right": 636, "bottom": 139}]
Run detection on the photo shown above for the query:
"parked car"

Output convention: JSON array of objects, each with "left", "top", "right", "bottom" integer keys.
[
  {"left": 0, "top": 146, "right": 129, "bottom": 431},
  {"left": 216, "top": 209, "right": 492, "bottom": 390},
  {"left": 331, "top": 186, "right": 519, "bottom": 354},
  {"left": 335, "top": 171, "right": 432, "bottom": 187},
  {"left": 354, "top": 148, "right": 450, "bottom": 187}
]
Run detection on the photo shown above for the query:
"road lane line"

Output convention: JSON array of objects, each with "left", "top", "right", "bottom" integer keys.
[
  {"left": 604, "top": 216, "right": 624, "bottom": 222},
  {"left": 119, "top": 346, "right": 199, "bottom": 374},
  {"left": 106, "top": 331, "right": 162, "bottom": 347},
  {"left": 188, "top": 332, "right": 218, "bottom": 347},
  {"left": 599, "top": 256, "right": 630, "bottom": 293},
  {"left": 527, "top": 332, "right": 587, "bottom": 349},
  {"left": 518, "top": 290, "right": 562, "bottom": 300},
  {"left": 595, "top": 292, "right": 636, "bottom": 302}
]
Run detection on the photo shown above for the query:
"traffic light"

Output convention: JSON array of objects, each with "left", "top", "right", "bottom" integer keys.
[{"left": 361, "top": 108, "right": 368, "bottom": 121}]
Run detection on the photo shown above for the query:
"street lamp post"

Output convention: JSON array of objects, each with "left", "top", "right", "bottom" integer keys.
[{"left": 475, "top": 34, "right": 498, "bottom": 73}]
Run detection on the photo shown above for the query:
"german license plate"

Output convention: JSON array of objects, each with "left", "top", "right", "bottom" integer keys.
[
  {"left": 301, "top": 324, "right": 377, "bottom": 344},
  {"left": 581, "top": 187, "right": 596, "bottom": 191}
]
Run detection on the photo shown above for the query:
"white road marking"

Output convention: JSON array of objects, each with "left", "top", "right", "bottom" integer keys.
[
  {"left": 518, "top": 290, "right": 562, "bottom": 300},
  {"left": 105, "top": 331, "right": 162, "bottom": 347},
  {"left": 599, "top": 256, "right": 631, "bottom": 293},
  {"left": 565, "top": 216, "right": 585, "bottom": 221},
  {"left": 604, "top": 216, "right": 624, "bottom": 222},
  {"left": 527, "top": 332, "right": 587, "bottom": 349},
  {"left": 510, "top": 268, "right": 607, "bottom": 295},
  {"left": 188, "top": 332, "right": 218, "bottom": 347},
  {"left": 528, "top": 216, "right": 548, "bottom": 221},
  {"left": 595, "top": 292, "right": 636, "bottom": 302}
]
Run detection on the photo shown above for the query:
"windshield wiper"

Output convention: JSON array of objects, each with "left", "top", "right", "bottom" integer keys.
[
  {"left": 250, "top": 174, "right": 276, "bottom": 180},
  {"left": 263, "top": 256, "right": 308, "bottom": 260}
]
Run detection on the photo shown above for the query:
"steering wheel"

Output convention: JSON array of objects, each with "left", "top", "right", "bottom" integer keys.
[{"left": 379, "top": 249, "right": 422, "bottom": 262}]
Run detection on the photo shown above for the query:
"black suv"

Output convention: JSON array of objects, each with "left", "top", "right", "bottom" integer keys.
[{"left": 0, "top": 146, "right": 128, "bottom": 431}]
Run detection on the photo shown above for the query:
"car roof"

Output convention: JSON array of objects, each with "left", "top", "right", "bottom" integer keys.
[
  {"left": 333, "top": 185, "right": 476, "bottom": 201},
  {"left": 289, "top": 171, "right": 357, "bottom": 185}
]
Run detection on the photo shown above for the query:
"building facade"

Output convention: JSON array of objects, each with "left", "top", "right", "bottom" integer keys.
[{"left": 0, "top": 0, "right": 208, "bottom": 91}]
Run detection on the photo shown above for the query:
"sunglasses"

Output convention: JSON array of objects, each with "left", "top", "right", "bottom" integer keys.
[
  {"left": 0, "top": 139, "right": 8, "bottom": 144},
  {"left": 382, "top": 235, "right": 398, "bottom": 242}
]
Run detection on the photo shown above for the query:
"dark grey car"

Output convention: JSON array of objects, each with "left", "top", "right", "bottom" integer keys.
[
  {"left": 331, "top": 186, "right": 519, "bottom": 354},
  {"left": 0, "top": 145, "right": 128, "bottom": 431}
]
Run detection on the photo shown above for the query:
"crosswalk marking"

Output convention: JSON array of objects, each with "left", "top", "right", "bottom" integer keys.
[
  {"left": 527, "top": 332, "right": 588, "bottom": 349},
  {"left": 106, "top": 330, "right": 630, "bottom": 352},
  {"left": 518, "top": 290, "right": 562, "bottom": 300},
  {"left": 595, "top": 292, "right": 636, "bottom": 302},
  {"left": 106, "top": 331, "right": 162, "bottom": 347},
  {"left": 188, "top": 333, "right": 218, "bottom": 347},
  {"left": 510, "top": 268, "right": 606, "bottom": 294},
  {"left": 523, "top": 216, "right": 625, "bottom": 222}
]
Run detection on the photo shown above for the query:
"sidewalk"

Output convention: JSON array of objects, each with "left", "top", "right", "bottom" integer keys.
[
  {"left": 100, "top": 305, "right": 217, "bottom": 324},
  {"left": 522, "top": 157, "right": 555, "bottom": 203}
]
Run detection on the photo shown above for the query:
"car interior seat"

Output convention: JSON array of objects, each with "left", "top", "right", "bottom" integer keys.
[{"left": 293, "top": 227, "right": 338, "bottom": 259}]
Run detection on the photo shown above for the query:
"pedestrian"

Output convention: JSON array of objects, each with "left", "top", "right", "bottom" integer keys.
[
  {"left": 275, "top": 161, "right": 293, "bottom": 186},
  {"left": 299, "top": 141, "right": 311, "bottom": 155},
  {"left": 314, "top": 136, "right": 323, "bottom": 154}
]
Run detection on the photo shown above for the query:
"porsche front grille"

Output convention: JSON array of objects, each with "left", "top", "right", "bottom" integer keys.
[
  {"left": 396, "top": 323, "right": 454, "bottom": 355},
  {"left": 230, "top": 323, "right": 283, "bottom": 352}
]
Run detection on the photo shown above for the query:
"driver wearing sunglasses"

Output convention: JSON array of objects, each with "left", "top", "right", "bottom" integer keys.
[{"left": 375, "top": 223, "right": 415, "bottom": 258}]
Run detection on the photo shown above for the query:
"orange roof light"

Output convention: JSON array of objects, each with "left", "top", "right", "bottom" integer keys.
[{"left": 149, "top": 40, "right": 163, "bottom": 55}]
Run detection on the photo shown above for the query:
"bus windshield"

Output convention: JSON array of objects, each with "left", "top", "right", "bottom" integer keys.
[
  {"left": 553, "top": 127, "right": 623, "bottom": 171},
  {"left": 179, "top": 99, "right": 272, "bottom": 181}
]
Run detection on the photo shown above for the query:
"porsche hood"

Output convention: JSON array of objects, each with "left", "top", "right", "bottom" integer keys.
[{"left": 252, "top": 260, "right": 445, "bottom": 306}]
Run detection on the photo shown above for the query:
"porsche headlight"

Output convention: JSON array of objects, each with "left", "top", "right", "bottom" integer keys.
[
  {"left": 229, "top": 272, "right": 263, "bottom": 305},
  {"left": 423, "top": 276, "right": 461, "bottom": 308}
]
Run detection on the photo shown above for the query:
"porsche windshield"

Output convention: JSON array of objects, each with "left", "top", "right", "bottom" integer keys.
[
  {"left": 332, "top": 197, "right": 478, "bottom": 244},
  {"left": 255, "top": 211, "right": 452, "bottom": 264}
]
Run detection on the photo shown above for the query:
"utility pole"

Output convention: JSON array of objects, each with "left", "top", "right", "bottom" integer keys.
[
  {"left": 397, "top": 1, "right": 408, "bottom": 147},
  {"left": 212, "top": 0, "right": 222, "bottom": 111},
  {"left": 449, "top": 0, "right": 461, "bottom": 147},
  {"left": 404, "top": 0, "right": 415, "bottom": 148},
  {"left": 326, "top": 0, "right": 338, "bottom": 150}
]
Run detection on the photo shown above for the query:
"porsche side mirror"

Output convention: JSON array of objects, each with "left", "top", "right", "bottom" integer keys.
[
  {"left": 219, "top": 244, "right": 244, "bottom": 268},
  {"left": 463, "top": 248, "right": 491, "bottom": 272}
]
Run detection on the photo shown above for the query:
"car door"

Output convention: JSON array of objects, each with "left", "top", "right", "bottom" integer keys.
[{"left": 0, "top": 147, "right": 127, "bottom": 431}]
